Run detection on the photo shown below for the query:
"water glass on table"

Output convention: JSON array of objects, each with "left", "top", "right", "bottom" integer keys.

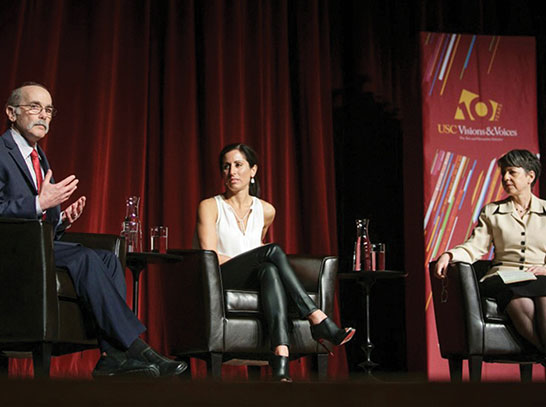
[
  {"left": 150, "top": 226, "right": 168, "bottom": 253},
  {"left": 375, "top": 243, "right": 385, "bottom": 270}
]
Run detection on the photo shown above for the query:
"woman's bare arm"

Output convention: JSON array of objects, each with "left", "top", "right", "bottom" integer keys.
[
  {"left": 196, "top": 198, "right": 231, "bottom": 264},
  {"left": 261, "top": 200, "right": 276, "bottom": 242}
]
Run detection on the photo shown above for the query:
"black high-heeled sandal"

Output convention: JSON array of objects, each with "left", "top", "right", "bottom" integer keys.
[
  {"left": 270, "top": 355, "right": 292, "bottom": 382},
  {"left": 310, "top": 317, "right": 355, "bottom": 355}
]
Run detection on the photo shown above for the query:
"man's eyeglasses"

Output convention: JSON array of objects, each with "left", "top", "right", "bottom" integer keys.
[{"left": 13, "top": 103, "right": 57, "bottom": 118}]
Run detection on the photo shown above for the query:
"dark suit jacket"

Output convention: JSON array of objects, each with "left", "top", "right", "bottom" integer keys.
[{"left": 0, "top": 129, "right": 64, "bottom": 237}]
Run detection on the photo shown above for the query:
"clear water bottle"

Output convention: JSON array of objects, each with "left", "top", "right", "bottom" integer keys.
[
  {"left": 352, "top": 218, "right": 372, "bottom": 271},
  {"left": 121, "top": 196, "right": 142, "bottom": 252}
]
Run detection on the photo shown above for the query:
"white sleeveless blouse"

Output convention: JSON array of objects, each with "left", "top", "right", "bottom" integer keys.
[{"left": 215, "top": 195, "right": 264, "bottom": 258}]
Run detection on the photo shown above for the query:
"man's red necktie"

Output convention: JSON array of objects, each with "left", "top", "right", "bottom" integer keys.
[
  {"left": 30, "top": 149, "right": 46, "bottom": 220},
  {"left": 30, "top": 149, "right": 43, "bottom": 192}
]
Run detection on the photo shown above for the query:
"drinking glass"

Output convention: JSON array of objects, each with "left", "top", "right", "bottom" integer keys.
[
  {"left": 150, "top": 226, "right": 168, "bottom": 253},
  {"left": 376, "top": 243, "right": 386, "bottom": 270}
]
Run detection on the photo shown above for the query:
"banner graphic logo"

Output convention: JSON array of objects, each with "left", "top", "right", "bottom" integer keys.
[{"left": 454, "top": 89, "right": 502, "bottom": 121}]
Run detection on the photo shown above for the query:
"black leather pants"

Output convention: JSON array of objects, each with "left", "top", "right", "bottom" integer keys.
[{"left": 220, "top": 244, "right": 318, "bottom": 349}]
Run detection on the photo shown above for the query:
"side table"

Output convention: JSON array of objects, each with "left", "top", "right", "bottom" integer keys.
[
  {"left": 338, "top": 270, "right": 407, "bottom": 375},
  {"left": 126, "top": 252, "right": 185, "bottom": 316}
]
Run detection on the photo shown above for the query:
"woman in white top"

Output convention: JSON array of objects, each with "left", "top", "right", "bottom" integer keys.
[{"left": 196, "top": 143, "right": 355, "bottom": 382}]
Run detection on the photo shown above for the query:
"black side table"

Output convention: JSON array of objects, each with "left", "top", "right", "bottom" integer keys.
[
  {"left": 338, "top": 270, "right": 407, "bottom": 375},
  {"left": 125, "top": 252, "right": 185, "bottom": 316}
]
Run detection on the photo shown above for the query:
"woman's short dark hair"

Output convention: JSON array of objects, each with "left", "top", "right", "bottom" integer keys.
[
  {"left": 498, "top": 149, "right": 541, "bottom": 187},
  {"left": 218, "top": 143, "right": 261, "bottom": 197}
]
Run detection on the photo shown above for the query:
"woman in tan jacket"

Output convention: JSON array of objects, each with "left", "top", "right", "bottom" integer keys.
[{"left": 435, "top": 149, "right": 546, "bottom": 352}]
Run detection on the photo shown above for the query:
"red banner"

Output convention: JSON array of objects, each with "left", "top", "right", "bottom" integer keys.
[{"left": 420, "top": 32, "right": 541, "bottom": 380}]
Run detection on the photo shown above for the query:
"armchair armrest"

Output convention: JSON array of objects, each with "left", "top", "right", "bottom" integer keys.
[
  {"left": 429, "top": 261, "right": 485, "bottom": 357},
  {"left": 287, "top": 255, "right": 338, "bottom": 316},
  {"left": 60, "top": 232, "right": 126, "bottom": 268},
  {"left": 0, "top": 218, "right": 59, "bottom": 342},
  {"left": 164, "top": 249, "right": 225, "bottom": 354}
]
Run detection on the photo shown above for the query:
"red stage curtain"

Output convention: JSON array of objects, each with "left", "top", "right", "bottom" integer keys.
[{"left": 0, "top": 0, "right": 346, "bottom": 379}]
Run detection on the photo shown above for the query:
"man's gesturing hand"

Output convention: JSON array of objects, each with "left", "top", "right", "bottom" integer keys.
[
  {"left": 61, "top": 196, "right": 86, "bottom": 226},
  {"left": 38, "top": 170, "right": 79, "bottom": 211}
]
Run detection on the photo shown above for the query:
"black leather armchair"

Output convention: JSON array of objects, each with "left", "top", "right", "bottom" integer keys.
[
  {"left": 0, "top": 217, "right": 126, "bottom": 377},
  {"left": 163, "top": 249, "right": 338, "bottom": 378},
  {"left": 429, "top": 260, "right": 543, "bottom": 382}
]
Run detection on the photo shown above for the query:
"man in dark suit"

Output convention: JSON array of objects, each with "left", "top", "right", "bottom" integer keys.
[{"left": 0, "top": 82, "right": 186, "bottom": 377}]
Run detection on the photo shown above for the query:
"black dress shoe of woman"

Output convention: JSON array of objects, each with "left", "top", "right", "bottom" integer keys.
[
  {"left": 270, "top": 355, "right": 292, "bottom": 382},
  {"left": 310, "top": 317, "right": 356, "bottom": 355}
]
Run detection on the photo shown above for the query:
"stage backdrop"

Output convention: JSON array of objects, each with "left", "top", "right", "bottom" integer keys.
[{"left": 420, "top": 32, "right": 542, "bottom": 380}]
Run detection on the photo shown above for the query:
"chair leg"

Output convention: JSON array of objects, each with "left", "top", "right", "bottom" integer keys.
[
  {"left": 520, "top": 364, "right": 533, "bottom": 382},
  {"left": 247, "top": 365, "right": 262, "bottom": 380},
  {"left": 317, "top": 354, "right": 328, "bottom": 380},
  {"left": 206, "top": 353, "right": 222, "bottom": 378},
  {"left": 468, "top": 356, "right": 483, "bottom": 383},
  {"left": 32, "top": 343, "right": 53, "bottom": 378},
  {"left": 448, "top": 358, "right": 463, "bottom": 382},
  {"left": 0, "top": 353, "right": 8, "bottom": 377}
]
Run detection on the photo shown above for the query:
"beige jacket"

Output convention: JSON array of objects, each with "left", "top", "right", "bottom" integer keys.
[{"left": 447, "top": 194, "right": 546, "bottom": 279}]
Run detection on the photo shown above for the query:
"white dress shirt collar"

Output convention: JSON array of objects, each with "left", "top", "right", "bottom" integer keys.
[{"left": 10, "top": 127, "right": 39, "bottom": 161}]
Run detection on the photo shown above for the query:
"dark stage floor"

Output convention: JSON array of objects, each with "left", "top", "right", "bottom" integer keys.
[{"left": 1, "top": 374, "right": 546, "bottom": 407}]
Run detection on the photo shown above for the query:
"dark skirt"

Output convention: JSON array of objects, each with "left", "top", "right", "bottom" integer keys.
[{"left": 480, "top": 275, "right": 546, "bottom": 312}]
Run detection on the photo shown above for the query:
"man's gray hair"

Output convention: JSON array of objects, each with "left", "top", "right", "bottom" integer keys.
[{"left": 6, "top": 82, "right": 50, "bottom": 108}]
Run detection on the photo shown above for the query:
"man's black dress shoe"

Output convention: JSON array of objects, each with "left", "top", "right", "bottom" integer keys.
[
  {"left": 92, "top": 354, "right": 160, "bottom": 378},
  {"left": 133, "top": 347, "right": 188, "bottom": 377}
]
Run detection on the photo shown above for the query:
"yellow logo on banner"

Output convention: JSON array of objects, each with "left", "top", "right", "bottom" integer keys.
[{"left": 454, "top": 89, "right": 501, "bottom": 121}]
